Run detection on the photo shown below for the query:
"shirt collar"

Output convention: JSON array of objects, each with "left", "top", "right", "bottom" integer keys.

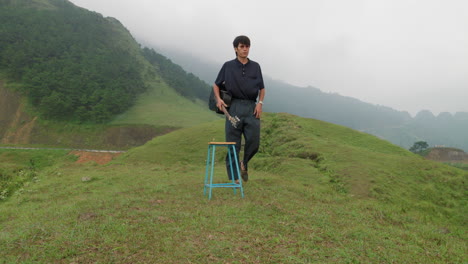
[{"left": 235, "top": 57, "right": 250, "bottom": 66}]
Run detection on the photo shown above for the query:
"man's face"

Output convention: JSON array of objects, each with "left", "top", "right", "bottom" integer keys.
[{"left": 235, "top": 43, "right": 250, "bottom": 58}]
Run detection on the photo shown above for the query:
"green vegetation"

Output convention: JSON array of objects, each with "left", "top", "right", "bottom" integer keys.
[
  {"left": 0, "top": 0, "right": 215, "bottom": 125},
  {"left": 0, "top": 1, "right": 466, "bottom": 261},
  {"left": 142, "top": 47, "right": 211, "bottom": 102},
  {"left": 1, "top": 113, "right": 466, "bottom": 263},
  {"left": 0, "top": 1, "right": 146, "bottom": 122},
  {"left": 110, "top": 77, "right": 218, "bottom": 128},
  {"left": 0, "top": 148, "right": 70, "bottom": 200},
  {"left": 445, "top": 162, "right": 468, "bottom": 171},
  {"left": 409, "top": 141, "right": 429, "bottom": 155},
  {"left": 0, "top": 0, "right": 219, "bottom": 150},
  {"left": 23, "top": 120, "right": 173, "bottom": 150},
  {"left": 0, "top": 77, "right": 218, "bottom": 149}
]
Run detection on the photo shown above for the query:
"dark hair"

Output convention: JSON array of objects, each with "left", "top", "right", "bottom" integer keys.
[{"left": 233, "top": 35, "right": 250, "bottom": 48}]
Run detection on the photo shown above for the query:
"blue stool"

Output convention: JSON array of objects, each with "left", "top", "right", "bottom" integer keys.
[{"left": 204, "top": 142, "right": 244, "bottom": 199}]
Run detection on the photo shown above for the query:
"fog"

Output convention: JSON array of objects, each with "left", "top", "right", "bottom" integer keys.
[{"left": 69, "top": 0, "right": 468, "bottom": 116}]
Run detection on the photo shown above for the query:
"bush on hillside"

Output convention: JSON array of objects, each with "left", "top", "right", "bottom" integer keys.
[{"left": 409, "top": 141, "right": 429, "bottom": 154}]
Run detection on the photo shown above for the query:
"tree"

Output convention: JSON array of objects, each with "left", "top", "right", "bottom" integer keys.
[{"left": 409, "top": 141, "right": 429, "bottom": 154}]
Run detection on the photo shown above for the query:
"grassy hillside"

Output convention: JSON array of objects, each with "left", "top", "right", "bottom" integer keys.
[
  {"left": 1, "top": 113, "right": 466, "bottom": 263},
  {"left": 0, "top": 78, "right": 214, "bottom": 149},
  {"left": 0, "top": 0, "right": 216, "bottom": 124},
  {"left": 111, "top": 77, "right": 219, "bottom": 128},
  {"left": 124, "top": 113, "right": 466, "bottom": 220},
  {"left": 0, "top": 0, "right": 218, "bottom": 148}
]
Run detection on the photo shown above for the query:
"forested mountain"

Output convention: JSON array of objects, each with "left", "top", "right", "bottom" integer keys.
[
  {"left": 153, "top": 47, "right": 468, "bottom": 151},
  {"left": 0, "top": 0, "right": 147, "bottom": 122},
  {"left": 141, "top": 48, "right": 210, "bottom": 102},
  {"left": 0, "top": 0, "right": 211, "bottom": 124}
]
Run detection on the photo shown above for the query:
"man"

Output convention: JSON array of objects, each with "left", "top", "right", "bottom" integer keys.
[{"left": 213, "top": 35, "right": 266, "bottom": 183}]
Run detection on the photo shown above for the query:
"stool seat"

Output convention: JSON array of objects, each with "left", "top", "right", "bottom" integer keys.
[{"left": 204, "top": 142, "right": 244, "bottom": 199}]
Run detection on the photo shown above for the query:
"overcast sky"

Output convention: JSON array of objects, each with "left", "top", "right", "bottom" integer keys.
[{"left": 69, "top": 0, "right": 468, "bottom": 116}]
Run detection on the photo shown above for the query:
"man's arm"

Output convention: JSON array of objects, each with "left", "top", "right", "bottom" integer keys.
[
  {"left": 254, "top": 88, "right": 265, "bottom": 119},
  {"left": 213, "top": 84, "right": 227, "bottom": 110}
]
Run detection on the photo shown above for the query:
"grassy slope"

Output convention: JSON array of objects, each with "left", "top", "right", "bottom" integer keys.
[
  {"left": 1, "top": 67, "right": 218, "bottom": 149},
  {"left": 103, "top": 12, "right": 219, "bottom": 128},
  {"left": 0, "top": 148, "right": 71, "bottom": 200},
  {"left": 110, "top": 77, "right": 219, "bottom": 128},
  {"left": 1, "top": 113, "right": 466, "bottom": 263}
]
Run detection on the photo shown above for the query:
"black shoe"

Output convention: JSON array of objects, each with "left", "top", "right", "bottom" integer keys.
[{"left": 240, "top": 161, "right": 248, "bottom": 182}]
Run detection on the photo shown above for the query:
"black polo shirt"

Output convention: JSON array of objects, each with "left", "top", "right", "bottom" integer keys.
[{"left": 214, "top": 58, "right": 265, "bottom": 101}]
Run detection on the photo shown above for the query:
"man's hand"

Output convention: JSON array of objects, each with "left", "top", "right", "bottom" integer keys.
[
  {"left": 217, "top": 98, "right": 227, "bottom": 111},
  {"left": 254, "top": 103, "right": 263, "bottom": 119}
]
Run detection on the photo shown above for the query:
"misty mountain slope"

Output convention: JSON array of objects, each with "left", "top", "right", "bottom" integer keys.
[
  {"left": 365, "top": 111, "right": 468, "bottom": 152},
  {"left": 263, "top": 78, "right": 411, "bottom": 129},
  {"left": 152, "top": 47, "right": 412, "bottom": 130},
  {"left": 153, "top": 47, "right": 468, "bottom": 152}
]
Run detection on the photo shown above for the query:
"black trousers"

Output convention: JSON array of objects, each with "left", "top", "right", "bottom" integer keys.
[{"left": 225, "top": 99, "right": 260, "bottom": 180}]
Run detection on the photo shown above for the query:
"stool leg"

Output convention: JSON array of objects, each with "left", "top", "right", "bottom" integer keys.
[
  {"left": 231, "top": 145, "right": 244, "bottom": 198},
  {"left": 204, "top": 145, "right": 211, "bottom": 196},
  {"left": 227, "top": 145, "right": 237, "bottom": 195},
  {"left": 208, "top": 145, "right": 216, "bottom": 200},
  {"left": 204, "top": 143, "right": 244, "bottom": 199}
]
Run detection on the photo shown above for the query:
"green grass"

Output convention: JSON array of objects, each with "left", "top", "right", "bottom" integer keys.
[
  {"left": 445, "top": 162, "right": 468, "bottom": 171},
  {"left": 1, "top": 74, "right": 217, "bottom": 150},
  {"left": 0, "top": 113, "right": 466, "bottom": 263},
  {"left": 110, "top": 78, "right": 219, "bottom": 128},
  {"left": 0, "top": 117, "right": 173, "bottom": 150},
  {"left": 0, "top": 148, "right": 71, "bottom": 200},
  {"left": 6, "top": 75, "right": 221, "bottom": 150}
]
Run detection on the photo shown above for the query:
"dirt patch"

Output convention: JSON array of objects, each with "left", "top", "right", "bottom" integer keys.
[
  {"left": 0, "top": 81, "right": 36, "bottom": 143},
  {"left": 0, "top": 80, "right": 20, "bottom": 122},
  {"left": 70, "top": 151, "right": 122, "bottom": 165},
  {"left": 426, "top": 147, "right": 468, "bottom": 163}
]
